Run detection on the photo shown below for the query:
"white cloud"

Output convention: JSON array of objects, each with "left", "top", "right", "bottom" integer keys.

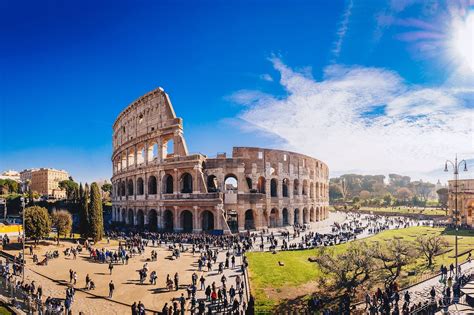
[
  {"left": 230, "top": 58, "right": 474, "bottom": 177},
  {"left": 259, "top": 73, "right": 274, "bottom": 82},
  {"left": 332, "top": 0, "right": 354, "bottom": 59}
]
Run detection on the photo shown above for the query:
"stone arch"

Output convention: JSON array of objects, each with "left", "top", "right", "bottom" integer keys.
[
  {"left": 121, "top": 208, "right": 126, "bottom": 223},
  {"left": 282, "top": 208, "right": 289, "bottom": 225},
  {"left": 244, "top": 209, "right": 255, "bottom": 230},
  {"left": 269, "top": 208, "right": 279, "bottom": 228},
  {"left": 310, "top": 207, "right": 315, "bottom": 222},
  {"left": 310, "top": 182, "right": 314, "bottom": 198},
  {"left": 270, "top": 178, "right": 278, "bottom": 197},
  {"left": 303, "top": 207, "right": 309, "bottom": 224},
  {"left": 201, "top": 210, "right": 215, "bottom": 231},
  {"left": 163, "top": 174, "right": 173, "bottom": 194},
  {"left": 148, "top": 176, "right": 157, "bottom": 194},
  {"left": 148, "top": 209, "right": 158, "bottom": 231},
  {"left": 207, "top": 175, "right": 218, "bottom": 192},
  {"left": 282, "top": 178, "right": 289, "bottom": 197},
  {"left": 127, "top": 179, "right": 133, "bottom": 196},
  {"left": 163, "top": 209, "right": 174, "bottom": 231},
  {"left": 136, "top": 209, "right": 145, "bottom": 228},
  {"left": 136, "top": 177, "right": 144, "bottom": 195},
  {"left": 128, "top": 209, "right": 134, "bottom": 225},
  {"left": 294, "top": 179, "right": 299, "bottom": 195},
  {"left": 257, "top": 176, "right": 266, "bottom": 194},
  {"left": 224, "top": 174, "right": 238, "bottom": 192},
  {"left": 180, "top": 173, "right": 193, "bottom": 193},
  {"left": 180, "top": 210, "right": 193, "bottom": 232},
  {"left": 294, "top": 208, "right": 300, "bottom": 225},
  {"left": 302, "top": 180, "right": 308, "bottom": 196},
  {"left": 120, "top": 181, "right": 126, "bottom": 196},
  {"left": 316, "top": 207, "right": 320, "bottom": 221},
  {"left": 246, "top": 177, "right": 253, "bottom": 191}
]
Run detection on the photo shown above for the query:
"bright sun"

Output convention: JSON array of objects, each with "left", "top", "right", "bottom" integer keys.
[{"left": 451, "top": 11, "right": 474, "bottom": 71}]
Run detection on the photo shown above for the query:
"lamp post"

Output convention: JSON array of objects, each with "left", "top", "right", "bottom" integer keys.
[
  {"left": 19, "top": 196, "right": 26, "bottom": 281},
  {"left": 444, "top": 156, "right": 468, "bottom": 280}
]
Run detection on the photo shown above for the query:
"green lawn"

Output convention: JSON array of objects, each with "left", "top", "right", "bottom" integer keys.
[
  {"left": 247, "top": 226, "right": 474, "bottom": 312},
  {"left": 0, "top": 306, "right": 12, "bottom": 315},
  {"left": 336, "top": 206, "right": 447, "bottom": 216}
]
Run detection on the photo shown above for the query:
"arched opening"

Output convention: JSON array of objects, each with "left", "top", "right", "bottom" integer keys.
[
  {"left": 164, "top": 139, "right": 174, "bottom": 157},
  {"left": 310, "top": 182, "right": 314, "bottom": 198},
  {"left": 269, "top": 208, "right": 279, "bottom": 228},
  {"left": 148, "top": 209, "right": 158, "bottom": 231},
  {"left": 120, "top": 181, "right": 125, "bottom": 196},
  {"left": 128, "top": 209, "right": 134, "bottom": 225},
  {"left": 136, "top": 145, "right": 145, "bottom": 165},
  {"left": 128, "top": 148, "right": 135, "bottom": 166},
  {"left": 163, "top": 174, "right": 173, "bottom": 194},
  {"left": 148, "top": 142, "right": 158, "bottom": 161},
  {"left": 257, "top": 177, "right": 266, "bottom": 194},
  {"left": 224, "top": 174, "right": 238, "bottom": 192},
  {"left": 316, "top": 207, "right": 320, "bottom": 221},
  {"left": 303, "top": 208, "right": 309, "bottom": 224},
  {"left": 180, "top": 173, "right": 193, "bottom": 193},
  {"left": 270, "top": 179, "right": 278, "bottom": 197},
  {"left": 137, "top": 210, "right": 145, "bottom": 228},
  {"left": 201, "top": 210, "right": 214, "bottom": 231},
  {"left": 136, "top": 178, "right": 144, "bottom": 195},
  {"left": 246, "top": 177, "right": 253, "bottom": 191},
  {"left": 163, "top": 210, "right": 174, "bottom": 232},
  {"left": 121, "top": 209, "right": 126, "bottom": 223},
  {"left": 310, "top": 207, "right": 315, "bottom": 222},
  {"left": 294, "top": 208, "right": 300, "bottom": 225},
  {"left": 207, "top": 175, "right": 218, "bottom": 192},
  {"left": 244, "top": 209, "right": 255, "bottom": 230},
  {"left": 282, "top": 178, "right": 289, "bottom": 197},
  {"left": 282, "top": 208, "right": 289, "bottom": 225},
  {"left": 180, "top": 210, "right": 193, "bottom": 232},
  {"left": 226, "top": 210, "right": 238, "bottom": 233},
  {"left": 127, "top": 179, "right": 134, "bottom": 196},
  {"left": 302, "top": 180, "right": 308, "bottom": 196},
  {"left": 148, "top": 176, "right": 157, "bottom": 195},
  {"left": 294, "top": 179, "right": 299, "bottom": 195}
]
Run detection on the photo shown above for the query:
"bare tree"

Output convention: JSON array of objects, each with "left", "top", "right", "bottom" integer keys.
[
  {"left": 371, "top": 239, "right": 417, "bottom": 289},
  {"left": 315, "top": 242, "right": 374, "bottom": 303},
  {"left": 416, "top": 234, "right": 449, "bottom": 267}
]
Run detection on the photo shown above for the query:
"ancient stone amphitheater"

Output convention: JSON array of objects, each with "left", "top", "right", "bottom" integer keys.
[{"left": 111, "top": 87, "right": 329, "bottom": 233}]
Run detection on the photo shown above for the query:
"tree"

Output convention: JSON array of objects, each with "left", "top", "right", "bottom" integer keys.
[
  {"left": 0, "top": 179, "right": 20, "bottom": 194},
  {"left": 79, "top": 183, "right": 90, "bottom": 238},
  {"left": 24, "top": 206, "right": 51, "bottom": 243},
  {"left": 395, "top": 187, "right": 412, "bottom": 205},
  {"left": 383, "top": 193, "right": 393, "bottom": 207},
  {"left": 101, "top": 183, "right": 112, "bottom": 194},
  {"left": 416, "top": 234, "right": 449, "bottom": 267},
  {"left": 314, "top": 242, "right": 374, "bottom": 308},
  {"left": 372, "top": 239, "right": 417, "bottom": 289},
  {"left": 437, "top": 188, "right": 449, "bottom": 210},
  {"left": 359, "top": 190, "right": 371, "bottom": 201},
  {"left": 58, "top": 179, "right": 79, "bottom": 200},
  {"left": 51, "top": 210, "right": 73, "bottom": 243},
  {"left": 89, "top": 182, "right": 104, "bottom": 242}
]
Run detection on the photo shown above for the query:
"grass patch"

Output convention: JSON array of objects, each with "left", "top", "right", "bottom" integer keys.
[{"left": 247, "top": 226, "right": 474, "bottom": 312}]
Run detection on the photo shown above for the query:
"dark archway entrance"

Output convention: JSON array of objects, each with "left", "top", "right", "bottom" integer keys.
[
  {"left": 226, "top": 210, "right": 238, "bottom": 233},
  {"left": 294, "top": 208, "right": 300, "bottom": 225},
  {"left": 121, "top": 209, "right": 126, "bottom": 224},
  {"left": 136, "top": 210, "right": 145, "bottom": 229},
  {"left": 180, "top": 210, "right": 193, "bottom": 232},
  {"left": 201, "top": 211, "right": 214, "bottom": 231},
  {"left": 244, "top": 210, "right": 255, "bottom": 230},
  {"left": 282, "top": 208, "right": 289, "bottom": 225},
  {"left": 269, "top": 208, "right": 278, "bottom": 228},
  {"left": 128, "top": 209, "right": 134, "bottom": 225},
  {"left": 163, "top": 210, "right": 174, "bottom": 232},
  {"left": 148, "top": 210, "right": 158, "bottom": 231}
]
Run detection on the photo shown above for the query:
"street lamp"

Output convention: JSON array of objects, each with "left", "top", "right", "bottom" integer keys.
[
  {"left": 19, "top": 197, "right": 25, "bottom": 281},
  {"left": 444, "top": 155, "right": 468, "bottom": 280}
]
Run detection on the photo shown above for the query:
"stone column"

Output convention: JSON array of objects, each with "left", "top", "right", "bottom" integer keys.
[
  {"left": 174, "top": 169, "right": 179, "bottom": 194},
  {"left": 193, "top": 206, "right": 200, "bottom": 232}
]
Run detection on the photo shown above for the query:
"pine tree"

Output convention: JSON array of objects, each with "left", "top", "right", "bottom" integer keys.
[
  {"left": 89, "top": 182, "right": 104, "bottom": 242},
  {"left": 79, "top": 183, "right": 90, "bottom": 238}
]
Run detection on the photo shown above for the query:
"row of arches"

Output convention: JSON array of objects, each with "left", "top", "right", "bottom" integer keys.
[
  {"left": 270, "top": 178, "right": 327, "bottom": 198},
  {"left": 113, "top": 208, "right": 216, "bottom": 232},
  {"left": 115, "top": 173, "right": 193, "bottom": 197}
]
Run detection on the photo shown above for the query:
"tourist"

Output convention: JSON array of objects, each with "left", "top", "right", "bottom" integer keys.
[{"left": 108, "top": 280, "right": 115, "bottom": 298}]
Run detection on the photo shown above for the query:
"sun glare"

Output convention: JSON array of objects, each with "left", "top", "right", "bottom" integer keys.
[{"left": 451, "top": 11, "right": 474, "bottom": 71}]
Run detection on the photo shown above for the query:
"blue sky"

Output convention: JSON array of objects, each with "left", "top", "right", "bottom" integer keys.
[{"left": 0, "top": 0, "right": 473, "bottom": 184}]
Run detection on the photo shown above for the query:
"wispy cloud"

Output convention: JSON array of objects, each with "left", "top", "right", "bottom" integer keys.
[
  {"left": 259, "top": 73, "right": 274, "bottom": 82},
  {"left": 332, "top": 0, "right": 354, "bottom": 60},
  {"left": 229, "top": 58, "right": 474, "bottom": 177}
]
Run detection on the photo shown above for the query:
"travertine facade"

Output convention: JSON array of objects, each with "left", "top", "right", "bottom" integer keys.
[
  {"left": 448, "top": 179, "right": 474, "bottom": 226},
  {"left": 111, "top": 87, "right": 329, "bottom": 233}
]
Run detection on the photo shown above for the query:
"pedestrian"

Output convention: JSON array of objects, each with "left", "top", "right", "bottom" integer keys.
[
  {"left": 109, "top": 262, "right": 114, "bottom": 275},
  {"left": 108, "top": 280, "right": 115, "bottom": 298}
]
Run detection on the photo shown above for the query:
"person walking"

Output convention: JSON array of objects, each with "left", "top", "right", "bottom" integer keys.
[
  {"left": 108, "top": 280, "right": 115, "bottom": 298},
  {"left": 108, "top": 262, "right": 114, "bottom": 275}
]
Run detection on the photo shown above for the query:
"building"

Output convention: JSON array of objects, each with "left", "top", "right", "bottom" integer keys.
[
  {"left": 448, "top": 179, "right": 474, "bottom": 226},
  {"left": 0, "top": 170, "right": 20, "bottom": 182},
  {"left": 29, "top": 168, "right": 69, "bottom": 199},
  {"left": 111, "top": 87, "right": 330, "bottom": 233}
]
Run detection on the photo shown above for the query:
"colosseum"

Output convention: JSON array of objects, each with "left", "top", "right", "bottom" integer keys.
[{"left": 111, "top": 87, "right": 330, "bottom": 233}]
